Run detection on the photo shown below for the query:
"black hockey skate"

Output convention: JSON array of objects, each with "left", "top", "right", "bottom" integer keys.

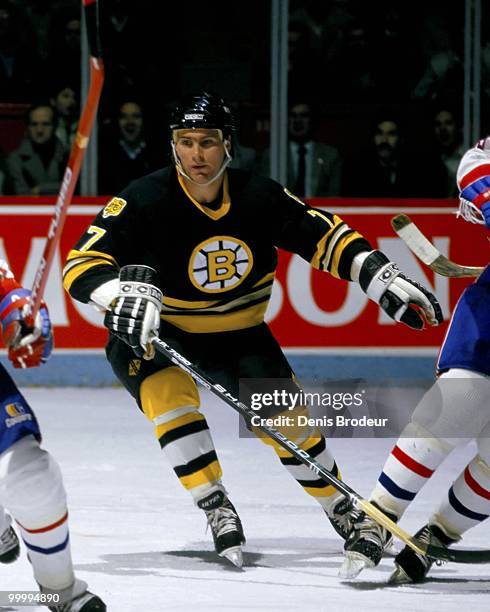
[
  {"left": 325, "top": 496, "right": 360, "bottom": 541},
  {"left": 48, "top": 591, "right": 106, "bottom": 612},
  {"left": 0, "top": 525, "right": 20, "bottom": 564},
  {"left": 339, "top": 503, "right": 396, "bottom": 579},
  {"left": 389, "top": 523, "right": 457, "bottom": 584},
  {"left": 198, "top": 490, "right": 245, "bottom": 568}
]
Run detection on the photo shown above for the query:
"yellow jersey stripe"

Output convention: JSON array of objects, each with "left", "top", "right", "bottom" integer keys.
[
  {"left": 178, "top": 460, "right": 223, "bottom": 490},
  {"left": 162, "top": 300, "right": 269, "bottom": 333},
  {"left": 63, "top": 259, "right": 116, "bottom": 292},
  {"left": 162, "top": 284, "right": 272, "bottom": 315},
  {"left": 65, "top": 248, "right": 117, "bottom": 266},
  {"left": 328, "top": 230, "right": 365, "bottom": 278}
]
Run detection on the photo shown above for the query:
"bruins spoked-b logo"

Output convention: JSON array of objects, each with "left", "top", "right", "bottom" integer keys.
[{"left": 189, "top": 236, "right": 253, "bottom": 293}]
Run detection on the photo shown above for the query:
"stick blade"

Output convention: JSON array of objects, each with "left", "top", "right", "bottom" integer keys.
[
  {"left": 391, "top": 214, "right": 484, "bottom": 278},
  {"left": 391, "top": 213, "right": 412, "bottom": 232}
]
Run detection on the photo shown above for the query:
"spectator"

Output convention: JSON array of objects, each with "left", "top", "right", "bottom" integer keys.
[
  {"left": 287, "top": 19, "right": 320, "bottom": 103},
  {"left": 410, "top": 16, "right": 462, "bottom": 102},
  {"left": 327, "top": 18, "right": 377, "bottom": 104},
  {"left": 45, "top": 7, "right": 81, "bottom": 87},
  {"left": 99, "top": 98, "right": 167, "bottom": 194},
  {"left": 7, "top": 103, "right": 66, "bottom": 196},
  {"left": 368, "top": 2, "right": 415, "bottom": 103},
  {"left": 290, "top": 0, "right": 354, "bottom": 70},
  {"left": 259, "top": 100, "right": 341, "bottom": 197},
  {"left": 342, "top": 112, "right": 446, "bottom": 198},
  {"left": 22, "top": 0, "right": 75, "bottom": 62},
  {"left": 0, "top": 0, "right": 41, "bottom": 102},
  {"left": 432, "top": 107, "right": 465, "bottom": 197},
  {"left": 50, "top": 80, "right": 79, "bottom": 154}
]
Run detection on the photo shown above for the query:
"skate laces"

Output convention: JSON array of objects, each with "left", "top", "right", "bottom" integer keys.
[
  {"left": 415, "top": 525, "right": 448, "bottom": 568},
  {"left": 353, "top": 513, "right": 390, "bottom": 546},
  {"left": 205, "top": 500, "right": 239, "bottom": 537},
  {"left": 329, "top": 498, "right": 360, "bottom": 534}
]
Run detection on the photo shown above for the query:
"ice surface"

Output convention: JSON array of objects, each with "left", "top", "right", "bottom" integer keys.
[{"left": 2, "top": 387, "right": 489, "bottom": 611}]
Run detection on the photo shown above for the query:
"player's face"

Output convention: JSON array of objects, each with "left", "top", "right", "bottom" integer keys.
[
  {"left": 175, "top": 129, "right": 226, "bottom": 183},
  {"left": 27, "top": 107, "right": 55, "bottom": 145}
]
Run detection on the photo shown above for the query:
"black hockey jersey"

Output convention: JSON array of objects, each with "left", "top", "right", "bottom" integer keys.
[{"left": 63, "top": 167, "right": 371, "bottom": 333}]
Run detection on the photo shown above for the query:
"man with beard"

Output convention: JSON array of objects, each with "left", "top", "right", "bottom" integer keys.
[
  {"left": 7, "top": 103, "right": 66, "bottom": 196},
  {"left": 341, "top": 113, "right": 446, "bottom": 198}
]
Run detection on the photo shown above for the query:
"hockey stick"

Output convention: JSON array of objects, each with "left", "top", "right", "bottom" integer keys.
[
  {"left": 27, "top": 0, "right": 104, "bottom": 321},
  {"left": 150, "top": 335, "right": 490, "bottom": 565},
  {"left": 391, "top": 214, "right": 485, "bottom": 278}
]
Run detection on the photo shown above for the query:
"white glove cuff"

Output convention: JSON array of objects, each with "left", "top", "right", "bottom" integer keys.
[{"left": 89, "top": 278, "right": 120, "bottom": 311}]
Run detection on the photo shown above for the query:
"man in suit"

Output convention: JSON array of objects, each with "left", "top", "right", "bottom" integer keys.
[
  {"left": 7, "top": 103, "right": 66, "bottom": 196},
  {"left": 260, "top": 100, "right": 341, "bottom": 197}
]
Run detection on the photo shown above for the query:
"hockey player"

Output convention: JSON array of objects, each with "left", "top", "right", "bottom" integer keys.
[
  {"left": 63, "top": 91, "right": 442, "bottom": 568},
  {"left": 0, "top": 260, "right": 105, "bottom": 611},
  {"left": 341, "top": 136, "right": 490, "bottom": 582}
]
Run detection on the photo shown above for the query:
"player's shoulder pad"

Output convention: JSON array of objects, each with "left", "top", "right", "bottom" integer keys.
[{"left": 118, "top": 167, "right": 174, "bottom": 211}]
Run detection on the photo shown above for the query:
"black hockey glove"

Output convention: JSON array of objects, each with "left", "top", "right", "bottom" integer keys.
[
  {"left": 104, "top": 265, "right": 162, "bottom": 359},
  {"left": 358, "top": 251, "right": 443, "bottom": 330}
]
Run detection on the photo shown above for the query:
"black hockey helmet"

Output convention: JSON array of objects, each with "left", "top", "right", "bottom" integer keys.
[{"left": 169, "top": 92, "right": 235, "bottom": 140}]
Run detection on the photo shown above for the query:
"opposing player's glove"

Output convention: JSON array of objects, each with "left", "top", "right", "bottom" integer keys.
[
  {"left": 357, "top": 251, "right": 443, "bottom": 330},
  {"left": 104, "top": 265, "right": 162, "bottom": 359},
  {"left": 457, "top": 137, "right": 490, "bottom": 229},
  {"left": 0, "top": 289, "right": 53, "bottom": 368}
]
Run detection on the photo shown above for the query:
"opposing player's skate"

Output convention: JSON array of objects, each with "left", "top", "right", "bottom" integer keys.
[
  {"left": 389, "top": 523, "right": 457, "bottom": 584},
  {"left": 198, "top": 490, "right": 245, "bottom": 568},
  {"left": 339, "top": 504, "right": 396, "bottom": 579},
  {"left": 43, "top": 579, "right": 106, "bottom": 612},
  {"left": 0, "top": 525, "right": 20, "bottom": 564},
  {"left": 325, "top": 496, "right": 359, "bottom": 541},
  {"left": 48, "top": 591, "right": 106, "bottom": 612}
]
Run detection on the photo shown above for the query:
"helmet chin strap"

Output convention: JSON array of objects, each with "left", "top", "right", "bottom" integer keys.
[{"left": 171, "top": 140, "right": 233, "bottom": 187}]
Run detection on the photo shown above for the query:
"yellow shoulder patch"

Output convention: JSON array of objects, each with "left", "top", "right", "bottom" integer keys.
[{"left": 102, "top": 197, "right": 127, "bottom": 219}]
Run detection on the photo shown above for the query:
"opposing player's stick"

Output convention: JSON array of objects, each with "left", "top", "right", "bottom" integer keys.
[
  {"left": 150, "top": 335, "right": 490, "bottom": 565},
  {"left": 27, "top": 0, "right": 104, "bottom": 321},
  {"left": 391, "top": 214, "right": 485, "bottom": 278}
]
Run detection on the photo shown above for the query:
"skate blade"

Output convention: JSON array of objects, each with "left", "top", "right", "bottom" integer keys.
[
  {"left": 388, "top": 564, "right": 412, "bottom": 584},
  {"left": 338, "top": 551, "right": 374, "bottom": 579},
  {"left": 221, "top": 546, "right": 243, "bottom": 568}
]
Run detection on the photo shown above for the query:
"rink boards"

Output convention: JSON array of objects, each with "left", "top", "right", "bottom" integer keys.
[{"left": 0, "top": 197, "right": 488, "bottom": 384}]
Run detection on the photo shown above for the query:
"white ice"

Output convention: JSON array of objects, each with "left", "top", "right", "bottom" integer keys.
[{"left": 2, "top": 387, "right": 489, "bottom": 611}]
